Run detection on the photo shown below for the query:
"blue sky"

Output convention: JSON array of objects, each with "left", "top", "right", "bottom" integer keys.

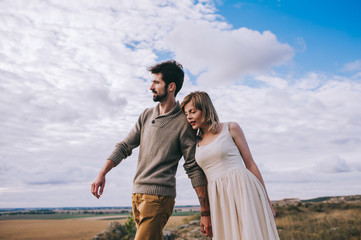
[
  {"left": 0, "top": 0, "right": 360, "bottom": 208},
  {"left": 216, "top": 0, "right": 361, "bottom": 75}
]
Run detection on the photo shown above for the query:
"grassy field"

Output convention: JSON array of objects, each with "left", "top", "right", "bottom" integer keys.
[
  {"left": 0, "top": 216, "right": 186, "bottom": 240},
  {"left": 0, "top": 214, "right": 128, "bottom": 221},
  {"left": 1, "top": 210, "right": 360, "bottom": 240},
  {"left": 1, "top": 196, "right": 360, "bottom": 240},
  {"left": 274, "top": 201, "right": 361, "bottom": 240},
  {"left": 0, "top": 219, "right": 122, "bottom": 240}
]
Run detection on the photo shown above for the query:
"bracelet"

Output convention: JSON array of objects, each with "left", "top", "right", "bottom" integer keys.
[{"left": 201, "top": 211, "right": 210, "bottom": 217}]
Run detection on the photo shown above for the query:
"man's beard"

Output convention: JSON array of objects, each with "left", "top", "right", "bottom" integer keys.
[{"left": 153, "top": 88, "right": 168, "bottom": 102}]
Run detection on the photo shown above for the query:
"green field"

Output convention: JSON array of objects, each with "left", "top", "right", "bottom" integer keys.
[
  {"left": 0, "top": 210, "right": 194, "bottom": 221},
  {"left": 171, "top": 211, "right": 201, "bottom": 216}
]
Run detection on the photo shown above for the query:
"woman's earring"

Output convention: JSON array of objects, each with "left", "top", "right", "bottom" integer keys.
[
  {"left": 196, "top": 128, "right": 202, "bottom": 141},
  {"left": 196, "top": 128, "right": 201, "bottom": 136}
]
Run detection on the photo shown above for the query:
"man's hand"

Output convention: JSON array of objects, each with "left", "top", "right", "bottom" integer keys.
[
  {"left": 200, "top": 215, "right": 213, "bottom": 238},
  {"left": 91, "top": 174, "right": 106, "bottom": 199},
  {"left": 91, "top": 160, "right": 114, "bottom": 199}
]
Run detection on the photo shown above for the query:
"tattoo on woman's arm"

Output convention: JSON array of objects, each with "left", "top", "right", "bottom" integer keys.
[
  {"left": 198, "top": 196, "right": 210, "bottom": 210},
  {"left": 199, "top": 196, "right": 206, "bottom": 207}
]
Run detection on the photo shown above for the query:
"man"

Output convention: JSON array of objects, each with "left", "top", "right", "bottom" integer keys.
[{"left": 91, "top": 60, "right": 212, "bottom": 240}]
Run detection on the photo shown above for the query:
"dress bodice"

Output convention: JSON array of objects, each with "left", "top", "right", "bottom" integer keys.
[{"left": 195, "top": 122, "right": 245, "bottom": 181}]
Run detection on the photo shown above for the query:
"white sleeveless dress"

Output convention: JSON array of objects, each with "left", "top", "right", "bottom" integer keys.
[{"left": 195, "top": 122, "right": 280, "bottom": 240}]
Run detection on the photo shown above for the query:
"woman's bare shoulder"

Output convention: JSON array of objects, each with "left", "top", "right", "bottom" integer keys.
[{"left": 229, "top": 121, "right": 242, "bottom": 130}]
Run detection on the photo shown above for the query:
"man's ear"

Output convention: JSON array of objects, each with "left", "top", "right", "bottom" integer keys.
[{"left": 168, "top": 82, "right": 176, "bottom": 92}]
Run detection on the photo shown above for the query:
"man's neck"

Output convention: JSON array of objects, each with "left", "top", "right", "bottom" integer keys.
[{"left": 158, "top": 97, "right": 176, "bottom": 116}]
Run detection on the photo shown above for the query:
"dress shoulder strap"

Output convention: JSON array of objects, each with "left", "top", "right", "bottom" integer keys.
[
  {"left": 225, "top": 122, "right": 231, "bottom": 131},
  {"left": 220, "top": 122, "right": 231, "bottom": 136}
]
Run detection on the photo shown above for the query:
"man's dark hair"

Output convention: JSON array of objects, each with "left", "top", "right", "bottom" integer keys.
[{"left": 147, "top": 60, "right": 184, "bottom": 97}]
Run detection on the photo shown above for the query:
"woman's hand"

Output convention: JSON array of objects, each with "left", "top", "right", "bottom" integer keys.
[{"left": 200, "top": 216, "right": 213, "bottom": 238}]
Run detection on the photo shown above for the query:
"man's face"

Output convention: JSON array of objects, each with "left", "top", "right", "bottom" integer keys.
[{"left": 150, "top": 73, "right": 168, "bottom": 102}]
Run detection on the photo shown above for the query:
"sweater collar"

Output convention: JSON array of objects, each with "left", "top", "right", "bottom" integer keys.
[{"left": 153, "top": 101, "right": 181, "bottom": 119}]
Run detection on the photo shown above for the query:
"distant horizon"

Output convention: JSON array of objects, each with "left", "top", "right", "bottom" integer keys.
[{"left": 2, "top": 194, "right": 360, "bottom": 210}]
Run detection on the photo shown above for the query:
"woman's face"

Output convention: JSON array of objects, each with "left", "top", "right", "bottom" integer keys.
[{"left": 183, "top": 100, "right": 204, "bottom": 130}]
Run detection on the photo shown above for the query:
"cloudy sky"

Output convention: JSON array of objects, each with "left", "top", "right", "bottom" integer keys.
[{"left": 1, "top": 0, "right": 360, "bottom": 208}]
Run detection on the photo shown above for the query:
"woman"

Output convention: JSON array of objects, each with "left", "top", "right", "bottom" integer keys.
[{"left": 181, "top": 91, "right": 279, "bottom": 240}]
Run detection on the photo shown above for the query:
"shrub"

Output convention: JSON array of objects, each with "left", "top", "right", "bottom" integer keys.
[
  {"left": 92, "top": 213, "right": 137, "bottom": 240},
  {"left": 182, "top": 213, "right": 200, "bottom": 224},
  {"left": 124, "top": 213, "right": 136, "bottom": 238}
]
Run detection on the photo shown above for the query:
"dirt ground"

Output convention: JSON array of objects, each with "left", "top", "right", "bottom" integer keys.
[{"left": 0, "top": 216, "right": 186, "bottom": 240}]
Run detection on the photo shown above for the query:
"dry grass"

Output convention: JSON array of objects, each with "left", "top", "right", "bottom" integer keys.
[
  {"left": 2, "top": 200, "right": 360, "bottom": 240},
  {"left": 0, "top": 216, "right": 187, "bottom": 240},
  {"left": 0, "top": 219, "right": 127, "bottom": 240},
  {"left": 274, "top": 204, "right": 361, "bottom": 240},
  {"left": 165, "top": 216, "right": 187, "bottom": 228}
]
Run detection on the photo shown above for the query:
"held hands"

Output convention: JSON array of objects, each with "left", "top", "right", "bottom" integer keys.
[
  {"left": 200, "top": 215, "right": 213, "bottom": 238},
  {"left": 91, "top": 174, "right": 106, "bottom": 199}
]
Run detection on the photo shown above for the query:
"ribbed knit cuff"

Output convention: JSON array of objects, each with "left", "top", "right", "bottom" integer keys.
[
  {"left": 191, "top": 174, "right": 207, "bottom": 188},
  {"left": 107, "top": 151, "right": 123, "bottom": 167}
]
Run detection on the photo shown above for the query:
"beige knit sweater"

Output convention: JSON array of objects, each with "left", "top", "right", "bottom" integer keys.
[{"left": 108, "top": 102, "right": 207, "bottom": 197}]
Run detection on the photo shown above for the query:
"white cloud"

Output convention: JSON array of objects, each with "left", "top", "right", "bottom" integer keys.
[
  {"left": 294, "top": 72, "right": 324, "bottom": 90},
  {"left": 166, "top": 21, "right": 294, "bottom": 86},
  {"left": 189, "top": 72, "right": 361, "bottom": 200},
  {"left": 315, "top": 156, "right": 351, "bottom": 174},
  {"left": 0, "top": 0, "right": 359, "bottom": 208},
  {"left": 342, "top": 59, "right": 361, "bottom": 72},
  {"left": 0, "top": 0, "right": 224, "bottom": 207},
  {"left": 255, "top": 75, "right": 289, "bottom": 89}
]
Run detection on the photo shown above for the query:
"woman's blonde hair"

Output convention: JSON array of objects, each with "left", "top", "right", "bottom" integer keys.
[{"left": 181, "top": 91, "right": 219, "bottom": 134}]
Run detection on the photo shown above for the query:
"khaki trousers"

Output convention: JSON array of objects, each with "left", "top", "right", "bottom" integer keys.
[{"left": 132, "top": 193, "right": 175, "bottom": 240}]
